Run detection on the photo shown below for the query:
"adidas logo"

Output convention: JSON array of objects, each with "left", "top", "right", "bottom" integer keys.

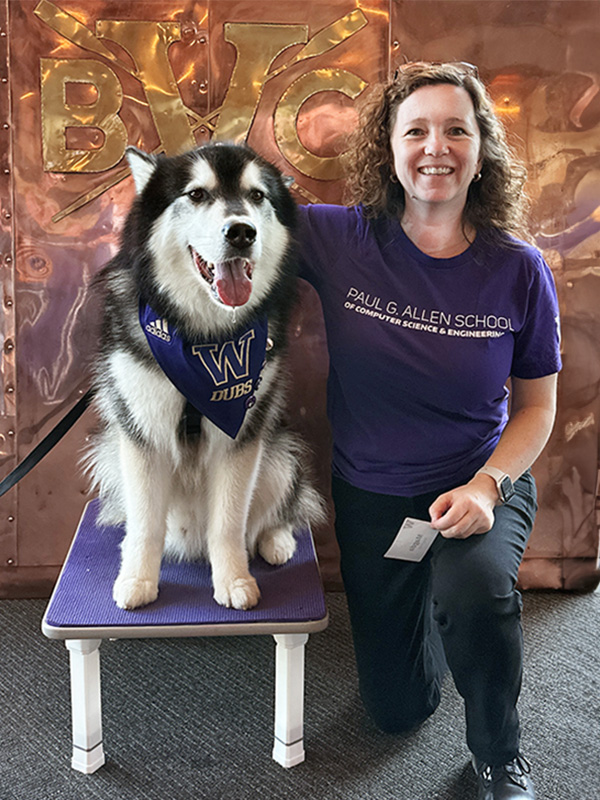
[{"left": 145, "top": 318, "right": 171, "bottom": 342}]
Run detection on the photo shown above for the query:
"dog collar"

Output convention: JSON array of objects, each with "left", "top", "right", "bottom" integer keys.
[{"left": 139, "top": 302, "right": 269, "bottom": 439}]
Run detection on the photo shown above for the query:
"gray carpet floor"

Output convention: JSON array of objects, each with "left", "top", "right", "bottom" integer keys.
[{"left": 1, "top": 590, "right": 598, "bottom": 800}]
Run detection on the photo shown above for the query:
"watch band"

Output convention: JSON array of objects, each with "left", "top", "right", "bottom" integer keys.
[{"left": 475, "top": 466, "right": 514, "bottom": 504}]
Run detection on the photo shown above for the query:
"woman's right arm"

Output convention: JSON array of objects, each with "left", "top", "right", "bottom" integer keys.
[{"left": 296, "top": 203, "right": 360, "bottom": 288}]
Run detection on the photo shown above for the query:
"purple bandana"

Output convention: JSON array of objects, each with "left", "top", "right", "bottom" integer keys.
[{"left": 140, "top": 302, "right": 268, "bottom": 438}]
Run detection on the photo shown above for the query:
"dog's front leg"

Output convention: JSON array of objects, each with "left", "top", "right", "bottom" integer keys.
[
  {"left": 207, "top": 439, "right": 263, "bottom": 610},
  {"left": 112, "top": 435, "right": 170, "bottom": 610}
]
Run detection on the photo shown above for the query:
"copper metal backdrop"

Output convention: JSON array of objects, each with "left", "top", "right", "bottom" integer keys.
[{"left": 0, "top": 0, "right": 598, "bottom": 596}]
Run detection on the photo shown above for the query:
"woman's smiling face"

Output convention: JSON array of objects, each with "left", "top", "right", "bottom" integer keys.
[{"left": 390, "top": 83, "right": 482, "bottom": 215}]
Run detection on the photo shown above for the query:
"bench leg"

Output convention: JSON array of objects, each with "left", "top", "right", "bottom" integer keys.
[
  {"left": 65, "top": 639, "right": 106, "bottom": 773},
  {"left": 272, "top": 632, "right": 309, "bottom": 768}
]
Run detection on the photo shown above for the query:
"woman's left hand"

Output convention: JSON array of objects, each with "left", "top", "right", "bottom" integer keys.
[{"left": 428, "top": 474, "right": 499, "bottom": 539}]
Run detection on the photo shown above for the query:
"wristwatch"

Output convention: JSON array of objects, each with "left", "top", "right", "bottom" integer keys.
[{"left": 475, "top": 466, "right": 515, "bottom": 504}]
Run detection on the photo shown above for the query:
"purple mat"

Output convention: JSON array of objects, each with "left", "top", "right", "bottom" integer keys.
[{"left": 45, "top": 500, "right": 327, "bottom": 629}]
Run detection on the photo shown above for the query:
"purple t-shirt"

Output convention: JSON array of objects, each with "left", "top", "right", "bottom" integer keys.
[{"left": 297, "top": 204, "right": 562, "bottom": 497}]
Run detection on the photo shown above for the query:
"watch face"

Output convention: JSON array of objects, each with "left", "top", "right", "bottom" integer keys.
[{"left": 499, "top": 475, "right": 514, "bottom": 503}]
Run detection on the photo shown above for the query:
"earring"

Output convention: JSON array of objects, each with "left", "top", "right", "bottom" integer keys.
[
  {"left": 390, "top": 173, "right": 399, "bottom": 183},
  {"left": 472, "top": 172, "right": 482, "bottom": 182}
]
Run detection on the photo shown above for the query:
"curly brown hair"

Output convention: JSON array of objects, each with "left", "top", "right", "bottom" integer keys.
[{"left": 343, "top": 62, "right": 529, "bottom": 239}]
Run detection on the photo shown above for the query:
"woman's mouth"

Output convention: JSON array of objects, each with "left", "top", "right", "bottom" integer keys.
[{"left": 418, "top": 166, "right": 454, "bottom": 175}]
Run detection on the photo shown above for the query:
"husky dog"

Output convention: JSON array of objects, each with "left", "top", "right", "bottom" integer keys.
[{"left": 86, "top": 143, "right": 324, "bottom": 611}]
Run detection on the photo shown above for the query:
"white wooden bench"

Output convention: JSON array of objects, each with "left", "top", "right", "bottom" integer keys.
[{"left": 42, "top": 500, "right": 328, "bottom": 773}]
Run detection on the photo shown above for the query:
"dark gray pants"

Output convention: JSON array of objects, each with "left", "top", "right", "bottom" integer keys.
[{"left": 331, "top": 471, "right": 537, "bottom": 766}]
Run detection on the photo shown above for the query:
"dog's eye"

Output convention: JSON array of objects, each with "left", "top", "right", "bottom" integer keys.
[
  {"left": 188, "top": 188, "right": 208, "bottom": 203},
  {"left": 250, "top": 189, "right": 265, "bottom": 204}
]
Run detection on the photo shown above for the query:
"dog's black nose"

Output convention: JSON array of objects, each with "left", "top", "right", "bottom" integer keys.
[{"left": 222, "top": 221, "right": 257, "bottom": 249}]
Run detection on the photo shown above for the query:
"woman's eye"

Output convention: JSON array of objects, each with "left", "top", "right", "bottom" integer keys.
[
  {"left": 406, "top": 128, "right": 425, "bottom": 137},
  {"left": 188, "top": 188, "right": 208, "bottom": 203},
  {"left": 250, "top": 189, "right": 265, "bottom": 203},
  {"left": 449, "top": 127, "right": 467, "bottom": 136}
]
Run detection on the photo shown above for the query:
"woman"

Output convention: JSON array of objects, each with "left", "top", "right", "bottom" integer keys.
[{"left": 297, "top": 62, "right": 561, "bottom": 800}]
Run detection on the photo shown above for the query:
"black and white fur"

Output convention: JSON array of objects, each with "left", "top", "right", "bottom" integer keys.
[{"left": 86, "top": 143, "right": 324, "bottom": 611}]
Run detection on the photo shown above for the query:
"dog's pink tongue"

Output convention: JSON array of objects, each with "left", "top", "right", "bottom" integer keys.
[{"left": 214, "top": 259, "right": 252, "bottom": 307}]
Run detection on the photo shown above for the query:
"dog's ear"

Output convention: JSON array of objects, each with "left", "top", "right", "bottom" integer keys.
[
  {"left": 281, "top": 174, "right": 295, "bottom": 189},
  {"left": 126, "top": 146, "right": 158, "bottom": 194}
]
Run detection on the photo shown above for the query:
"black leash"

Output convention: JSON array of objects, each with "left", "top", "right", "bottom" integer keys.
[{"left": 0, "top": 388, "right": 95, "bottom": 498}]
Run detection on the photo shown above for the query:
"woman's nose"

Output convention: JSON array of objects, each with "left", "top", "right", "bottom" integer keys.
[{"left": 423, "top": 132, "right": 449, "bottom": 157}]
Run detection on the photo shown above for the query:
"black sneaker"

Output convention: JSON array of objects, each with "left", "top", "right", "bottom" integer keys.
[{"left": 472, "top": 754, "right": 535, "bottom": 799}]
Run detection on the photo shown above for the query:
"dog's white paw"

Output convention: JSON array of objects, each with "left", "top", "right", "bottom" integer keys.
[
  {"left": 258, "top": 527, "right": 296, "bottom": 565},
  {"left": 113, "top": 576, "right": 159, "bottom": 610},
  {"left": 213, "top": 576, "right": 261, "bottom": 610}
]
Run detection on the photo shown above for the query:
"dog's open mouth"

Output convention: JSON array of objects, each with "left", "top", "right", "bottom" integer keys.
[{"left": 190, "top": 247, "right": 254, "bottom": 308}]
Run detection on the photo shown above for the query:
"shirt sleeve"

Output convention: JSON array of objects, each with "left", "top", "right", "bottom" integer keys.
[
  {"left": 296, "top": 203, "right": 360, "bottom": 290},
  {"left": 511, "top": 250, "right": 562, "bottom": 378}
]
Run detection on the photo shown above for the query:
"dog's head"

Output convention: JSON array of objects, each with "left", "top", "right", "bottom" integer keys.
[{"left": 126, "top": 143, "right": 296, "bottom": 324}]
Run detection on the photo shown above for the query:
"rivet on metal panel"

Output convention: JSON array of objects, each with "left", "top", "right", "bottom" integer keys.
[
  {"left": 7, "top": 430, "right": 14, "bottom": 436},
  {"left": 567, "top": 281, "right": 574, "bottom": 288},
  {"left": 392, "top": 40, "right": 400, "bottom": 49},
  {"left": 2, "top": 123, "right": 8, "bottom": 129},
  {"left": 4, "top": 297, "right": 13, "bottom": 307},
  {"left": 5, "top": 254, "right": 11, "bottom": 263},
  {"left": 3, "top": 169, "right": 9, "bottom": 175},
  {"left": 199, "top": 36, "right": 207, "bottom": 44},
  {"left": 3, "top": 339, "right": 14, "bottom": 352},
  {"left": 7, "top": 516, "right": 14, "bottom": 522},
  {"left": 1, "top": 78, "right": 7, "bottom": 84},
  {"left": 199, "top": 81, "right": 208, "bottom": 94},
  {"left": 5, "top": 384, "right": 14, "bottom": 394},
  {"left": 6, "top": 559, "right": 14, "bottom": 566},
  {"left": 4, "top": 212, "right": 11, "bottom": 220}
]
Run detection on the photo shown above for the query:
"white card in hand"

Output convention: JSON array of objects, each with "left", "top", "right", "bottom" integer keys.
[{"left": 384, "top": 517, "right": 438, "bottom": 562}]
